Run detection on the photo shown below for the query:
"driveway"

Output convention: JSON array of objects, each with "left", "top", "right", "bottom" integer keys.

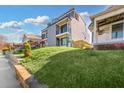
[{"left": 0, "top": 52, "right": 21, "bottom": 88}]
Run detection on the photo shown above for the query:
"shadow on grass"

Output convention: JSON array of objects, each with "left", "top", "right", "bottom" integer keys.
[{"left": 33, "top": 49, "right": 124, "bottom": 88}]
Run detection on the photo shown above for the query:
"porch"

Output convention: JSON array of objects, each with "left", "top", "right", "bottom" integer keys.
[{"left": 93, "top": 12, "right": 124, "bottom": 45}]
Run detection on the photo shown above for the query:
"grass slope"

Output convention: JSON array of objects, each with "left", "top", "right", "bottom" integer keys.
[{"left": 21, "top": 47, "right": 124, "bottom": 88}]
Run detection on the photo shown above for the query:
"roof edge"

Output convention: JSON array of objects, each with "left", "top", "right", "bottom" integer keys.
[{"left": 90, "top": 5, "right": 124, "bottom": 20}]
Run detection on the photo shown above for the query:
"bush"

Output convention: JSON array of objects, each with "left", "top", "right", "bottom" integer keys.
[
  {"left": 2, "top": 47, "right": 9, "bottom": 55},
  {"left": 114, "top": 43, "right": 124, "bottom": 49},
  {"left": 95, "top": 43, "right": 124, "bottom": 50},
  {"left": 2, "top": 45, "right": 13, "bottom": 54},
  {"left": 24, "top": 41, "right": 32, "bottom": 57}
]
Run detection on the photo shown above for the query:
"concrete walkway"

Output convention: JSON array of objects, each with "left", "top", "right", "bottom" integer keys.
[{"left": 0, "top": 52, "right": 21, "bottom": 88}]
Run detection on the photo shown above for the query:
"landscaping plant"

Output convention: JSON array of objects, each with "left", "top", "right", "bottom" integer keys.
[
  {"left": 24, "top": 41, "right": 32, "bottom": 57},
  {"left": 21, "top": 47, "right": 124, "bottom": 88}
]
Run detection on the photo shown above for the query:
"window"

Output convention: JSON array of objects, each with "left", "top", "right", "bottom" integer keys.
[
  {"left": 112, "top": 23, "right": 123, "bottom": 39},
  {"left": 56, "top": 38, "right": 59, "bottom": 46},
  {"left": 56, "top": 25, "right": 59, "bottom": 35},
  {"left": 56, "top": 37, "right": 68, "bottom": 46},
  {"left": 42, "top": 34, "right": 45, "bottom": 39},
  {"left": 61, "top": 37, "right": 68, "bottom": 46},
  {"left": 46, "top": 33, "right": 48, "bottom": 38},
  {"left": 42, "top": 33, "right": 48, "bottom": 39},
  {"left": 61, "top": 24, "right": 67, "bottom": 33}
]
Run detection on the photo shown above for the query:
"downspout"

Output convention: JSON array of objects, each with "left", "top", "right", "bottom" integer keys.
[
  {"left": 123, "top": 17, "right": 124, "bottom": 40},
  {"left": 93, "top": 20, "right": 97, "bottom": 45}
]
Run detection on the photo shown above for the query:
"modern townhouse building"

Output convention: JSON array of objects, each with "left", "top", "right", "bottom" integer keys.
[
  {"left": 41, "top": 8, "right": 91, "bottom": 48},
  {"left": 89, "top": 5, "right": 124, "bottom": 49}
]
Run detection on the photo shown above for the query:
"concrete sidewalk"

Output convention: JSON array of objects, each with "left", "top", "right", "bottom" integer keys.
[{"left": 0, "top": 53, "right": 21, "bottom": 88}]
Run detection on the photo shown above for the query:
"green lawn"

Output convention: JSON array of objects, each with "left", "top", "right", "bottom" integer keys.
[
  {"left": 14, "top": 50, "right": 24, "bottom": 58},
  {"left": 21, "top": 47, "right": 124, "bottom": 88}
]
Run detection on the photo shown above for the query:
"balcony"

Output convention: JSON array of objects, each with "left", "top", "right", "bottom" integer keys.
[
  {"left": 56, "top": 22, "right": 71, "bottom": 38},
  {"left": 56, "top": 32, "right": 70, "bottom": 39}
]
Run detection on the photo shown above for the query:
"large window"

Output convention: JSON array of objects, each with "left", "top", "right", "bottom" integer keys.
[
  {"left": 56, "top": 37, "right": 69, "bottom": 46},
  {"left": 112, "top": 23, "right": 123, "bottom": 39},
  {"left": 61, "top": 24, "right": 67, "bottom": 33},
  {"left": 61, "top": 37, "right": 69, "bottom": 46}
]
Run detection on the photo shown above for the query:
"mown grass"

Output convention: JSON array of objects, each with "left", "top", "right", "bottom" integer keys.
[
  {"left": 14, "top": 50, "right": 24, "bottom": 58},
  {"left": 21, "top": 47, "right": 124, "bottom": 88}
]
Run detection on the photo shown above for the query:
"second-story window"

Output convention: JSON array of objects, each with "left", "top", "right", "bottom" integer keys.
[
  {"left": 61, "top": 24, "right": 67, "bottom": 33},
  {"left": 56, "top": 25, "right": 59, "bottom": 35}
]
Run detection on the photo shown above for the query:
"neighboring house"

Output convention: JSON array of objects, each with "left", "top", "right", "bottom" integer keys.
[
  {"left": 22, "top": 34, "right": 42, "bottom": 48},
  {"left": 13, "top": 43, "right": 23, "bottom": 50},
  {"left": 41, "top": 8, "right": 91, "bottom": 48},
  {"left": 0, "top": 42, "right": 13, "bottom": 50},
  {"left": 89, "top": 5, "right": 124, "bottom": 49},
  {"left": 0, "top": 42, "right": 4, "bottom": 50}
]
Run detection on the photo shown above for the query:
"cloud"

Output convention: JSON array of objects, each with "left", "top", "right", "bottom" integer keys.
[
  {"left": 79, "top": 12, "right": 92, "bottom": 43},
  {"left": 3, "top": 29, "right": 25, "bottom": 43},
  {"left": 24, "top": 16, "right": 49, "bottom": 25},
  {"left": 80, "top": 12, "right": 90, "bottom": 20},
  {"left": 4, "top": 29, "right": 24, "bottom": 37},
  {"left": 0, "top": 21, "right": 23, "bottom": 29},
  {"left": 79, "top": 11, "right": 91, "bottom": 25}
]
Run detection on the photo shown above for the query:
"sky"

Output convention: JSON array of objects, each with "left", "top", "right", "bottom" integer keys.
[{"left": 0, "top": 5, "right": 108, "bottom": 43}]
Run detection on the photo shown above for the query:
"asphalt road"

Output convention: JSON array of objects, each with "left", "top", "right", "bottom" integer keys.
[{"left": 0, "top": 53, "right": 21, "bottom": 88}]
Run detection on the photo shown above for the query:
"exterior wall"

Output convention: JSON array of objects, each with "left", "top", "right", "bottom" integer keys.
[
  {"left": 97, "top": 23, "right": 111, "bottom": 43},
  {"left": 71, "top": 16, "right": 89, "bottom": 42},
  {"left": 96, "top": 20, "right": 124, "bottom": 44},
  {"left": 47, "top": 24, "right": 56, "bottom": 46}
]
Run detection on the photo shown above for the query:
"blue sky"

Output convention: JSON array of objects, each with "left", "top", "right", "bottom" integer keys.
[{"left": 0, "top": 5, "right": 108, "bottom": 43}]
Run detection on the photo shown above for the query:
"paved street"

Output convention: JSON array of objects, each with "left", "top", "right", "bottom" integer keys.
[{"left": 0, "top": 52, "right": 21, "bottom": 88}]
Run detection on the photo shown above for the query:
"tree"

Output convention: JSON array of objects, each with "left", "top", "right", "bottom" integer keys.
[{"left": 0, "top": 35, "right": 7, "bottom": 50}]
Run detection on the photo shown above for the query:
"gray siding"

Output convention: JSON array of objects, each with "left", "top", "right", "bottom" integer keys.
[{"left": 47, "top": 24, "right": 56, "bottom": 46}]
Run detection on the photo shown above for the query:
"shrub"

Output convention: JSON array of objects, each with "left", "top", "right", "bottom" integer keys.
[
  {"left": 24, "top": 41, "right": 32, "bottom": 57},
  {"left": 8, "top": 45, "right": 12, "bottom": 52},
  {"left": 95, "top": 43, "right": 124, "bottom": 50},
  {"left": 2, "top": 47, "right": 9, "bottom": 55}
]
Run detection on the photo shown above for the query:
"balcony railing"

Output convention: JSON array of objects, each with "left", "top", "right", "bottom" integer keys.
[{"left": 56, "top": 30, "right": 69, "bottom": 35}]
